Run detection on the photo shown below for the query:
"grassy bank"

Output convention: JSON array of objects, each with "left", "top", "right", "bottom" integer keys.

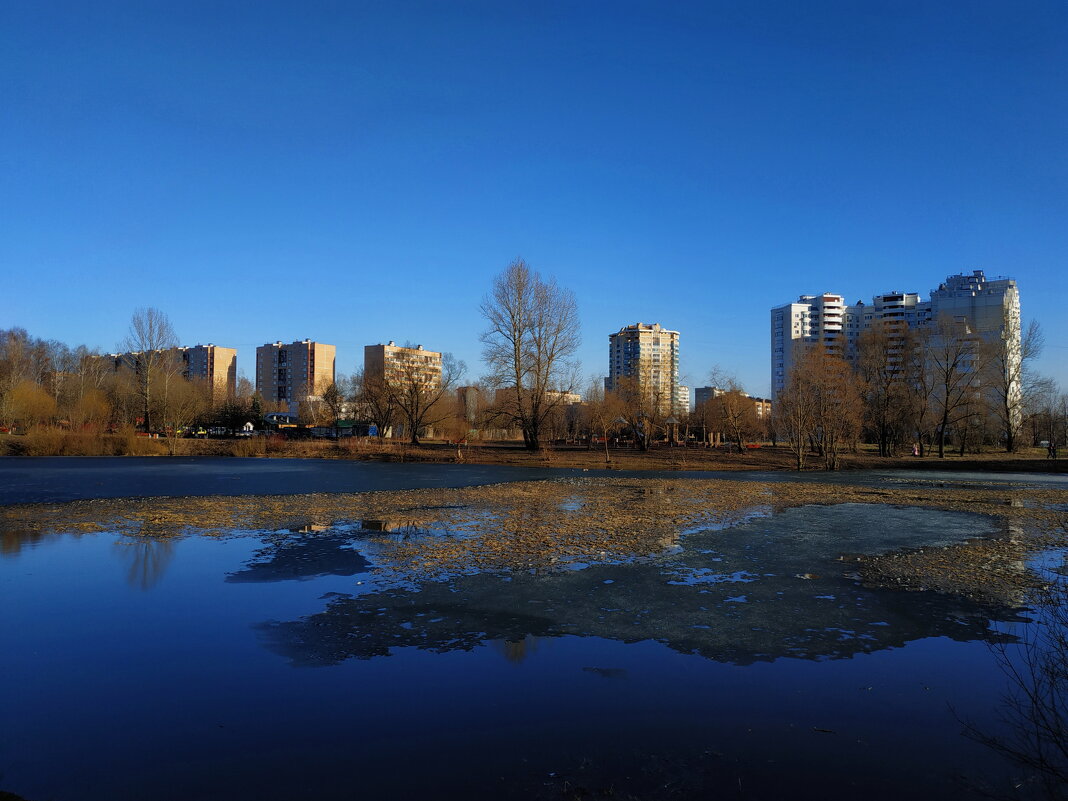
[{"left": 2, "top": 429, "right": 1065, "bottom": 473}]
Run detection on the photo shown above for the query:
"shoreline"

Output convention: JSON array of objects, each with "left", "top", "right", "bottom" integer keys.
[{"left": 3, "top": 435, "right": 1065, "bottom": 474}]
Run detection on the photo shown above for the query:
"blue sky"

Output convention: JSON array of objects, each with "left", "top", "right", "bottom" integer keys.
[{"left": 3, "top": 1, "right": 1066, "bottom": 397}]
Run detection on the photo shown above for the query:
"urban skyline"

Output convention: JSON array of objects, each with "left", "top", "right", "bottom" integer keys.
[{"left": 33, "top": 266, "right": 1035, "bottom": 413}]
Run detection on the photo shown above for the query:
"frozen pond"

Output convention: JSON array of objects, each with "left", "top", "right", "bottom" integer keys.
[
  {"left": 2, "top": 455, "right": 1066, "bottom": 506},
  {"left": 1, "top": 462, "right": 1066, "bottom": 800}
]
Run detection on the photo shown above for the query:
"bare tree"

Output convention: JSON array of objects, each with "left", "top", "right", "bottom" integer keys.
[
  {"left": 984, "top": 316, "right": 1043, "bottom": 453},
  {"left": 858, "top": 321, "right": 913, "bottom": 457},
  {"left": 353, "top": 368, "right": 397, "bottom": 439},
  {"left": 159, "top": 361, "right": 210, "bottom": 456},
  {"left": 321, "top": 381, "right": 346, "bottom": 437},
  {"left": 387, "top": 353, "right": 464, "bottom": 445},
  {"left": 6, "top": 380, "right": 57, "bottom": 429},
  {"left": 612, "top": 369, "right": 669, "bottom": 451},
  {"left": 773, "top": 347, "right": 818, "bottom": 471},
  {"left": 704, "top": 370, "right": 760, "bottom": 454},
  {"left": 480, "top": 258, "right": 580, "bottom": 451},
  {"left": 959, "top": 572, "right": 1068, "bottom": 800},
  {"left": 925, "top": 315, "right": 984, "bottom": 458},
  {"left": 584, "top": 378, "right": 626, "bottom": 464},
  {"left": 122, "top": 307, "right": 178, "bottom": 433},
  {"left": 808, "top": 350, "right": 863, "bottom": 470},
  {"left": 772, "top": 346, "right": 860, "bottom": 470},
  {"left": 0, "top": 328, "right": 43, "bottom": 427}
]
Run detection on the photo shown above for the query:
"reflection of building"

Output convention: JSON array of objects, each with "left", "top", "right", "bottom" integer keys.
[
  {"left": 771, "top": 271, "right": 1021, "bottom": 400},
  {"left": 255, "top": 340, "right": 336, "bottom": 416},
  {"left": 364, "top": 342, "right": 441, "bottom": 388},
  {"left": 105, "top": 344, "right": 237, "bottom": 401},
  {"left": 605, "top": 322, "right": 681, "bottom": 416}
]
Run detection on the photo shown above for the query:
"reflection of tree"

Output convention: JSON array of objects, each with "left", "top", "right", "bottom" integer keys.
[
  {"left": 1, "top": 527, "right": 50, "bottom": 556},
  {"left": 227, "top": 531, "right": 369, "bottom": 583},
  {"left": 961, "top": 568, "right": 1068, "bottom": 800},
  {"left": 491, "top": 635, "right": 541, "bottom": 664},
  {"left": 113, "top": 538, "right": 175, "bottom": 590},
  {"left": 260, "top": 508, "right": 1028, "bottom": 668}
]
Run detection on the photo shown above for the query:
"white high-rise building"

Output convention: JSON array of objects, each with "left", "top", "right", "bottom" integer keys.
[
  {"left": 605, "top": 322, "right": 682, "bottom": 416},
  {"left": 770, "top": 293, "right": 847, "bottom": 398},
  {"left": 770, "top": 270, "right": 1020, "bottom": 400}
]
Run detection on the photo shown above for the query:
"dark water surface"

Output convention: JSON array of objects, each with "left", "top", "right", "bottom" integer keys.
[
  {"left": 1, "top": 460, "right": 1065, "bottom": 800},
  {"left": 2, "top": 456, "right": 1066, "bottom": 506}
]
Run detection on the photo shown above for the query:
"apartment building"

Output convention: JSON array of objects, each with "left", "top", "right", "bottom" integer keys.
[
  {"left": 181, "top": 345, "right": 237, "bottom": 401},
  {"left": 256, "top": 339, "right": 336, "bottom": 416},
  {"left": 104, "top": 344, "right": 237, "bottom": 401},
  {"left": 604, "top": 323, "right": 683, "bottom": 416},
  {"left": 771, "top": 270, "right": 1020, "bottom": 399},
  {"left": 674, "top": 385, "right": 690, "bottom": 416},
  {"left": 770, "top": 293, "right": 847, "bottom": 398},
  {"left": 364, "top": 341, "right": 442, "bottom": 387},
  {"left": 695, "top": 386, "right": 772, "bottom": 420}
]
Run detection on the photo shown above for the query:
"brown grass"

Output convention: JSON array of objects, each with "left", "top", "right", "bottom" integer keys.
[
  {"left": 3, "top": 430, "right": 1065, "bottom": 475},
  {"left": 0, "top": 428, "right": 168, "bottom": 456}
]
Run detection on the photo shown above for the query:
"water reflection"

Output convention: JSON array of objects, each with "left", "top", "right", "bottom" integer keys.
[
  {"left": 260, "top": 505, "right": 1030, "bottom": 668},
  {"left": 490, "top": 635, "right": 543, "bottom": 664},
  {"left": 1, "top": 527, "right": 51, "bottom": 556},
  {"left": 113, "top": 538, "right": 175, "bottom": 590},
  {"left": 961, "top": 554, "right": 1068, "bottom": 800},
  {"left": 227, "top": 529, "right": 369, "bottom": 583}
]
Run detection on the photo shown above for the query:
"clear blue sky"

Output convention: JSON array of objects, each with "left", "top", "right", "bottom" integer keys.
[{"left": 3, "top": 1, "right": 1066, "bottom": 397}]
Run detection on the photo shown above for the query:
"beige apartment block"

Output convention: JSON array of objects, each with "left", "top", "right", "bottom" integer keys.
[
  {"left": 605, "top": 322, "right": 681, "bottom": 417},
  {"left": 104, "top": 344, "right": 236, "bottom": 401},
  {"left": 364, "top": 341, "right": 442, "bottom": 388},
  {"left": 256, "top": 339, "right": 336, "bottom": 416},
  {"left": 181, "top": 345, "right": 236, "bottom": 401}
]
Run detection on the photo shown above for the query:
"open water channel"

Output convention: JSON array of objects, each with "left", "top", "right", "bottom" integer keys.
[{"left": 1, "top": 458, "right": 1066, "bottom": 800}]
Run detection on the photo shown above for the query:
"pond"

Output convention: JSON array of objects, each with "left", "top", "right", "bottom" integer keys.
[{"left": 1, "top": 460, "right": 1066, "bottom": 800}]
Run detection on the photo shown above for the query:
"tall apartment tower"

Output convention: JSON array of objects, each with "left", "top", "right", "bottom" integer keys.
[
  {"left": 605, "top": 323, "right": 682, "bottom": 416},
  {"left": 770, "top": 293, "right": 849, "bottom": 398},
  {"left": 255, "top": 339, "right": 336, "bottom": 416},
  {"left": 770, "top": 270, "right": 1020, "bottom": 399},
  {"left": 363, "top": 341, "right": 442, "bottom": 387}
]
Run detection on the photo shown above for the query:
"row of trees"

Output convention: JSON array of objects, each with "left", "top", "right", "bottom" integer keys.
[
  {"left": 0, "top": 311, "right": 261, "bottom": 453},
  {"left": 775, "top": 314, "right": 1059, "bottom": 468},
  {"left": 4, "top": 266, "right": 1066, "bottom": 463}
]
